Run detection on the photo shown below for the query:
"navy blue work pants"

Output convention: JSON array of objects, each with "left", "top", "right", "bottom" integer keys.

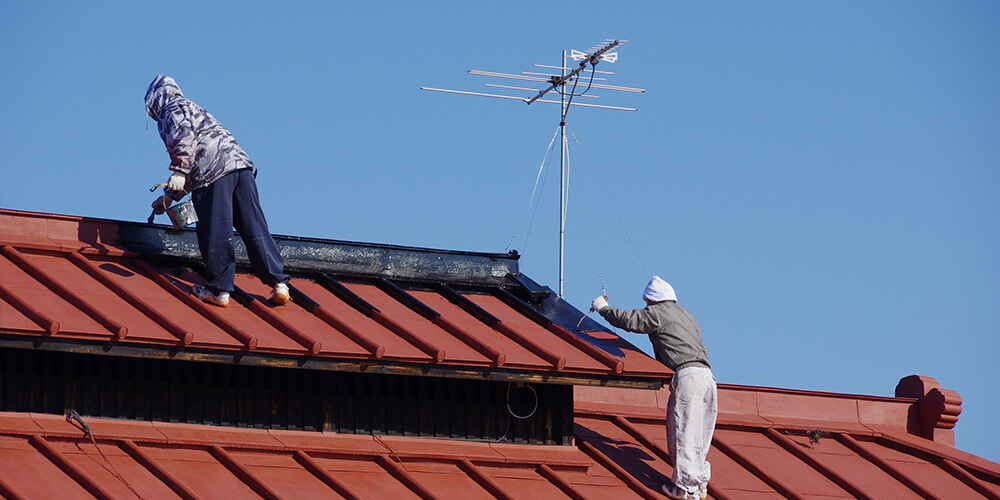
[{"left": 191, "top": 168, "right": 289, "bottom": 293}]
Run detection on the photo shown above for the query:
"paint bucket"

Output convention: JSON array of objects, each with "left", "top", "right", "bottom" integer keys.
[{"left": 166, "top": 199, "right": 198, "bottom": 229}]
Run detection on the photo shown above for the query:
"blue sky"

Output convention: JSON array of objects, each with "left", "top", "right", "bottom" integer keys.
[{"left": 2, "top": 2, "right": 997, "bottom": 462}]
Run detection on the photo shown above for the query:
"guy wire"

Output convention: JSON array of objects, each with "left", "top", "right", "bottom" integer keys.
[
  {"left": 505, "top": 127, "right": 561, "bottom": 253},
  {"left": 568, "top": 126, "right": 650, "bottom": 279},
  {"left": 579, "top": 177, "right": 611, "bottom": 300}
]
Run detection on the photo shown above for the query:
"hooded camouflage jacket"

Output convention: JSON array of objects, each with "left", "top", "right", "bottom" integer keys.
[{"left": 145, "top": 75, "right": 255, "bottom": 199}]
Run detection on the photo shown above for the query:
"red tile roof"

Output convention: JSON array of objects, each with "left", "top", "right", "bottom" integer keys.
[
  {"left": 0, "top": 382, "right": 997, "bottom": 499},
  {"left": 2, "top": 209, "right": 999, "bottom": 498},
  {"left": 0, "top": 209, "right": 667, "bottom": 387},
  {"left": 575, "top": 384, "right": 1000, "bottom": 499}
]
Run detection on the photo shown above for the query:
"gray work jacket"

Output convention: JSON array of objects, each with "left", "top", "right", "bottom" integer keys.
[{"left": 599, "top": 300, "right": 710, "bottom": 372}]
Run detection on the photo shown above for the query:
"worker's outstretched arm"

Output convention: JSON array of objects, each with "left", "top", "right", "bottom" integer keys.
[{"left": 593, "top": 297, "right": 657, "bottom": 334}]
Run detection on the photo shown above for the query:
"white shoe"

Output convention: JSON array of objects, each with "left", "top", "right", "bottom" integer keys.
[
  {"left": 193, "top": 284, "right": 229, "bottom": 307},
  {"left": 270, "top": 282, "right": 290, "bottom": 305},
  {"left": 661, "top": 480, "right": 701, "bottom": 500}
]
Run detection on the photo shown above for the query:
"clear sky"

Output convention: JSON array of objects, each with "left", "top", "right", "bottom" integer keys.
[{"left": 2, "top": 2, "right": 997, "bottom": 462}]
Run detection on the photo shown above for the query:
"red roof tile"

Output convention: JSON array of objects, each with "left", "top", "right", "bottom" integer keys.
[
  {"left": 3, "top": 209, "right": 1000, "bottom": 498},
  {"left": 1, "top": 380, "right": 998, "bottom": 499},
  {"left": 574, "top": 385, "right": 1000, "bottom": 499},
  {"left": 0, "top": 209, "right": 667, "bottom": 387}
]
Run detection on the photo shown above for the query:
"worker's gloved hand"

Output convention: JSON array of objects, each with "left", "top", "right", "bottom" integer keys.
[
  {"left": 166, "top": 172, "right": 187, "bottom": 192},
  {"left": 151, "top": 195, "right": 172, "bottom": 215},
  {"left": 591, "top": 296, "right": 609, "bottom": 312}
]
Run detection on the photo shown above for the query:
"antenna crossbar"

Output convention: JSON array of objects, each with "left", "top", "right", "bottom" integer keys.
[
  {"left": 467, "top": 70, "right": 644, "bottom": 94},
  {"left": 468, "top": 70, "right": 550, "bottom": 83},
  {"left": 419, "top": 88, "right": 527, "bottom": 102},
  {"left": 485, "top": 84, "right": 602, "bottom": 99},
  {"left": 532, "top": 99, "right": 637, "bottom": 111},
  {"left": 525, "top": 40, "right": 621, "bottom": 104},
  {"left": 570, "top": 82, "right": 645, "bottom": 93},
  {"left": 420, "top": 38, "right": 643, "bottom": 297},
  {"left": 420, "top": 87, "right": 631, "bottom": 110},
  {"left": 523, "top": 71, "right": 610, "bottom": 82},
  {"left": 534, "top": 64, "right": 616, "bottom": 76}
]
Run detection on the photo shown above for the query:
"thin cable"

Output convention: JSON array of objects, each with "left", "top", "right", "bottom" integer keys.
[
  {"left": 567, "top": 126, "right": 650, "bottom": 278},
  {"left": 66, "top": 411, "right": 143, "bottom": 499},
  {"left": 496, "top": 382, "right": 539, "bottom": 443},
  {"left": 562, "top": 133, "right": 571, "bottom": 236},
  {"left": 559, "top": 62, "right": 599, "bottom": 125},
  {"left": 505, "top": 126, "right": 561, "bottom": 253},
  {"left": 374, "top": 434, "right": 411, "bottom": 472},
  {"left": 555, "top": 65, "right": 598, "bottom": 99},
  {"left": 506, "top": 382, "right": 538, "bottom": 420},
  {"left": 576, "top": 66, "right": 598, "bottom": 97},
  {"left": 578, "top": 173, "right": 611, "bottom": 299}
]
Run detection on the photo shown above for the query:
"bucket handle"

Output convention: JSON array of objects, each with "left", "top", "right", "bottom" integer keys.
[{"left": 147, "top": 184, "right": 191, "bottom": 224}]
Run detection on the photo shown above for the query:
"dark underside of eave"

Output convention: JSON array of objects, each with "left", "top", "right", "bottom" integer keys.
[
  {"left": 0, "top": 344, "right": 579, "bottom": 444},
  {"left": 0, "top": 334, "right": 661, "bottom": 389}
]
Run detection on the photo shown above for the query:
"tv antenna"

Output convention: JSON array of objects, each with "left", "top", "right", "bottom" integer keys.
[{"left": 422, "top": 39, "right": 644, "bottom": 296}]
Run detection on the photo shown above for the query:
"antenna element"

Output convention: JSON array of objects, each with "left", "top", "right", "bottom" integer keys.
[{"left": 421, "top": 39, "right": 644, "bottom": 296}]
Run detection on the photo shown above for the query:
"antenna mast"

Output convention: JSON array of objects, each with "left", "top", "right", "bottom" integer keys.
[{"left": 422, "top": 39, "right": 644, "bottom": 296}]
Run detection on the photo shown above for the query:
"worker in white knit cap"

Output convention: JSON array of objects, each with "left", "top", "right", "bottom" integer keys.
[{"left": 592, "top": 277, "right": 716, "bottom": 500}]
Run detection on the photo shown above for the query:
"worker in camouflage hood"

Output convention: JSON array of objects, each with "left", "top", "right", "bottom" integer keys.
[
  {"left": 146, "top": 74, "right": 290, "bottom": 307},
  {"left": 592, "top": 277, "right": 716, "bottom": 500}
]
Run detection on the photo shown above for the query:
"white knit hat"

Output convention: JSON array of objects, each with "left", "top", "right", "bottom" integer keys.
[{"left": 643, "top": 276, "right": 676, "bottom": 302}]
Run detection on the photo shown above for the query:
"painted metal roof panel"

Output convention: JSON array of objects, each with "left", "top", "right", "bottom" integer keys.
[
  {"left": 700, "top": 446, "right": 778, "bottom": 497},
  {"left": 720, "top": 428, "right": 854, "bottom": 497},
  {"left": 234, "top": 276, "right": 371, "bottom": 357},
  {"left": 0, "top": 436, "right": 97, "bottom": 498},
  {"left": 475, "top": 463, "right": 573, "bottom": 498},
  {"left": 289, "top": 279, "right": 423, "bottom": 360},
  {"left": 410, "top": 289, "right": 549, "bottom": 368},
  {"left": 465, "top": 294, "right": 610, "bottom": 372},
  {"left": 0, "top": 252, "right": 108, "bottom": 336},
  {"left": 576, "top": 386, "right": 1000, "bottom": 500},
  {"left": 0, "top": 300, "right": 38, "bottom": 333},
  {"left": 4, "top": 209, "right": 1000, "bottom": 498},
  {"left": 347, "top": 282, "right": 490, "bottom": 365},
  {"left": 784, "top": 434, "right": 921, "bottom": 499},
  {"left": 0, "top": 209, "right": 668, "bottom": 385},
  {"left": 79, "top": 256, "right": 228, "bottom": 345},
  {"left": 1, "top": 386, "right": 999, "bottom": 500},
  {"left": 310, "top": 456, "right": 421, "bottom": 499}
]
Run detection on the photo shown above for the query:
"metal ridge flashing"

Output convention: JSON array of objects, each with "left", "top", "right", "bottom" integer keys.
[{"left": 116, "top": 220, "right": 520, "bottom": 283}]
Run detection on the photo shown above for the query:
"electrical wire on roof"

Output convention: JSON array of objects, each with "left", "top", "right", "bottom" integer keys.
[
  {"left": 65, "top": 410, "right": 144, "bottom": 498},
  {"left": 496, "top": 382, "right": 539, "bottom": 443},
  {"left": 374, "top": 434, "right": 412, "bottom": 472},
  {"left": 506, "top": 382, "right": 538, "bottom": 419}
]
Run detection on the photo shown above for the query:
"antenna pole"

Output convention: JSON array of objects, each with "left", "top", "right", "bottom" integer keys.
[{"left": 559, "top": 50, "right": 567, "bottom": 297}]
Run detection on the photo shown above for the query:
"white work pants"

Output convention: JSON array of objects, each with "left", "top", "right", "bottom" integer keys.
[{"left": 667, "top": 365, "right": 718, "bottom": 499}]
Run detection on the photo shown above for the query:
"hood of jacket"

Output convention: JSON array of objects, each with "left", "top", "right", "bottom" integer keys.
[{"left": 144, "top": 74, "right": 184, "bottom": 119}]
